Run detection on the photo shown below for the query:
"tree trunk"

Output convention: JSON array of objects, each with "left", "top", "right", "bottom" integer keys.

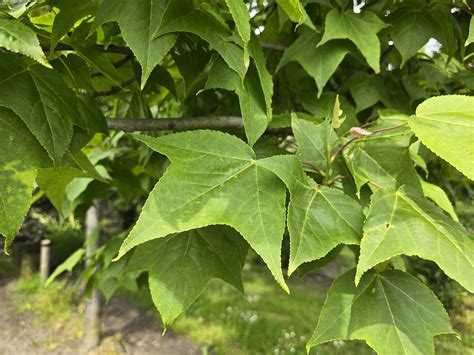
[{"left": 82, "top": 201, "right": 102, "bottom": 350}]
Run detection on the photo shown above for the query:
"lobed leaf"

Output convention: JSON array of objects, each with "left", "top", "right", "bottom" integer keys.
[
  {"left": 126, "top": 226, "right": 247, "bottom": 325},
  {"left": 257, "top": 155, "right": 364, "bottom": 275},
  {"left": 118, "top": 131, "right": 289, "bottom": 291},
  {"left": 277, "top": 29, "right": 350, "bottom": 95},
  {"left": 319, "top": 8, "right": 387, "bottom": 73},
  {"left": 308, "top": 269, "right": 454, "bottom": 354},
  {"left": 92, "top": 0, "right": 177, "bottom": 88},
  {"left": 356, "top": 186, "right": 474, "bottom": 292}
]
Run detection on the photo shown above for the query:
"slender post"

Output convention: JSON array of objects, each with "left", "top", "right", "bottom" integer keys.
[
  {"left": 39, "top": 239, "right": 51, "bottom": 283},
  {"left": 82, "top": 201, "right": 102, "bottom": 350}
]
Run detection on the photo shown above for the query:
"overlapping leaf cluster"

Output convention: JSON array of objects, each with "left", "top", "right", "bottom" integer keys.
[{"left": 0, "top": 0, "right": 473, "bottom": 353}]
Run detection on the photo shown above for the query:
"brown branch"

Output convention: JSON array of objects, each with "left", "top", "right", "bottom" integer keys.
[
  {"left": 106, "top": 116, "right": 291, "bottom": 135},
  {"left": 260, "top": 41, "right": 287, "bottom": 52},
  {"left": 92, "top": 78, "right": 135, "bottom": 97},
  {"left": 44, "top": 43, "right": 133, "bottom": 55}
]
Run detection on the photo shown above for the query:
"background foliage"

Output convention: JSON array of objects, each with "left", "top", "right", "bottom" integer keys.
[{"left": 0, "top": 0, "right": 473, "bottom": 353}]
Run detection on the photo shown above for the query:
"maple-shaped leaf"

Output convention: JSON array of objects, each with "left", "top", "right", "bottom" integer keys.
[
  {"left": 117, "top": 131, "right": 289, "bottom": 291},
  {"left": 308, "top": 269, "right": 454, "bottom": 354},
  {"left": 277, "top": 29, "right": 350, "bottom": 95},
  {"left": 389, "top": 8, "right": 438, "bottom": 65},
  {"left": 318, "top": 8, "right": 387, "bottom": 73},
  {"left": 356, "top": 186, "right": 474, "bottom": 292},
  {"left": 258, "top": 155, "right": 364, "bottom": 275},
  {"left": 126, "top": 226, "right": 247, "bottom": 325},
  {"left": 92, "top": 0, "right": 177, "bottom": 88}
]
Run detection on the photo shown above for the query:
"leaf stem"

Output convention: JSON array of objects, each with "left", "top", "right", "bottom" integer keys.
[{"left": 331, "top": 123, "right": 408, "bottom": 161}]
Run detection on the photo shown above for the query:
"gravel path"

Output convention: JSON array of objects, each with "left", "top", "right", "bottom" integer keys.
[{"left": 0, "top": 280, "right": 200, "bottom": 355}]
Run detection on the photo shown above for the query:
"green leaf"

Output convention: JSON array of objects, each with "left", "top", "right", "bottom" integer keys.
[
  {"left": 51, "top": 0, "right": 99, "bottom": 49},
  {"left": 409, "top": 95, "right": 474, "bottom": 180},
  {"left": 51, "top": 54, "right": 94, "bottom": 92},
  {"left": 36, "top": 166, "right": 92, "bottom": 216},
  {"left": 319, "top": 9, "right": 387, "bottom": 73},
  {"left": 0, "top": 54, "right": 75, "bottom": 163},
  {"left": 291, "top": 115, "right": 336, "bottom": 170},
  {"left": 356, "top": 186, "right": 474, "bottom": 292},
  {"left": 225, "top": 0, "right": 250, "bottom": 44},
  {"left": 118, "top": 131, "right": 289, "bottom": 291},
  {"left": 308, "top": 269, "right": 454, "bottom": 355},
  {"left": 275, "top": 0, "right": 306, "bottom": 25},
  {"left": 277, "top": 29, "right": 350, "bottom": 94},
  {"left": 205, "top": 57, "right": 268, "bottom": 146},
  {"left": 155, "top": 1, "right": 247, "bottom": 80},
  {"left": 0, "top": 107, "right": 51, "bottom": 250},
  {"left": 421, "top": 180, "right": 458, "bottom": 222},
  {"left": 92, "top": 0, "right": 177, "bottom": 88},
  {"left": 127, "top": 226, "right": 248, "bottom": 325},
  {"left": 389, "top": 8, "right": 437, "bottom": 65},
  {"left": 466, "top": 16, "right": 474, "bottom": 46},
  {"left": 257, "top": 155, "right": 364, "bottom": 275},
  {"left": 0, "top": 18, "right": 50, "bottom": 67},
  {"left": 248, "top": 36, "right": 273, "bottom": 121},
  {"left": 343, "top": 129, "right": 422, "bottom": 193},
  {"left": 46, "top": 248, "right": 85, "bottom": 286}
]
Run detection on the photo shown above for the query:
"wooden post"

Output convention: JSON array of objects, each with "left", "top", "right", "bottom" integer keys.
[
  {"left": 82, "top": 201, "right": 102, "bottom": 350},
  {"left": 40, "top": 239, "right": 51, "bottom": 283}
]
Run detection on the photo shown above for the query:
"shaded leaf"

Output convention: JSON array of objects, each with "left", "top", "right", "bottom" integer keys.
[
  {"left": 466, "top": 16, "right": 474, "bottom": 46},
  {"left": 92, "top": 0, "right": 177, "bottom": 88},
  {"left": 127, "top": 226, "right": 248, "bottom": 325},
  {"left": 0, "top": 53, "right": 75, "bottom": 162},
  {"left": 205, "top": 57, "right": 268, "bottom": 146},
  {"left": 46, "top": 249, "right": 85, "bottom": 286},
  {"left": 389, "top": 8, "right": 437, "bottom": 65},
  {"left": 155, "top": 0, "right": 247, "bottom": 80},
  {"left": 51, "top": 0, "right": 99, "bottom": 49},
  {"left": 277, "top": 29, "right": 350, "bottom": 94},
  {"left": 319, "top": 9, "right": 387, "bottom": 73}
]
